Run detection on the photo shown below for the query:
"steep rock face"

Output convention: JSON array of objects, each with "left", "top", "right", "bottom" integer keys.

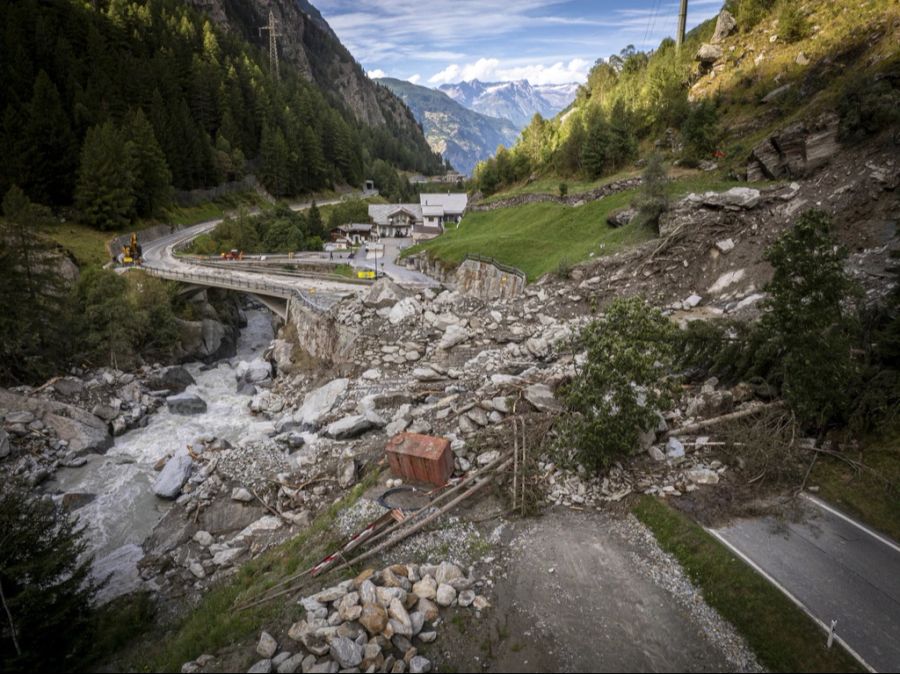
[
  {"left": 747, "top": 112, "right": 840, "bottom": 181},
  {"left": 187, "top": 0, "right": 421, "bottom": 133},
  {"left": 286, "top": 296, "right": 358, "bottom": 366}
]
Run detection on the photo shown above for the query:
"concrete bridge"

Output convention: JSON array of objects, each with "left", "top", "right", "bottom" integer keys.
[{"left": 138, "top": 211, "right": 363, "bottom": 319}]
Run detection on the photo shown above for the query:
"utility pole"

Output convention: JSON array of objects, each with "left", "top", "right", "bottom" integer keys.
[
  {"left": 259, "top": 10, "right": 282, "bottom": 79},
  {"left": 676, "top": 0, "right": 688, "bottom": 52}
]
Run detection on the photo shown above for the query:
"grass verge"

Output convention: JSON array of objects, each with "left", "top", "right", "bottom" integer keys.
[
  {"left": 407, "top": 175, "right": 749, "bottom": 280},
  {"left": 809, "top": 431, "right": 900, "bottom": 542},
  {"left": 45, "top": 221, "right": 122, "bottom": 267},
  {"left": 632, "top": 495, "right": 864, "bottom": 673}
]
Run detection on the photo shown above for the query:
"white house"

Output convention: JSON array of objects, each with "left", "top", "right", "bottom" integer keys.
[
  {"left": 368, "top": 204, "right": 422, "bottom": 238},
  {"left": 414, "top": 193, "right": 468, "bottom": 242},
  {"left": 368, "top": 193, "right": 468, "bottom": 243}
]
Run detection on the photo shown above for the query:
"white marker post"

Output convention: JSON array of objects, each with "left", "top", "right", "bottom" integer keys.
[{"left": 827, "top": 619, "right": 838, "bottom": 649}]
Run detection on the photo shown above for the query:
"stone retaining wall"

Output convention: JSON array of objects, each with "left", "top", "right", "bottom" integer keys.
[
  {"left": 455, "top": 257, "right": 526, "bottom": 300},
  {"left": 470, "top": 176, "right": 642, "bottom": 212}
]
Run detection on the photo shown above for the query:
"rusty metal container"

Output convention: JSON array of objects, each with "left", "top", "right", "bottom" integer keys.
[{"left": 386, "top": 433, "right": 454, "bottom": 487}]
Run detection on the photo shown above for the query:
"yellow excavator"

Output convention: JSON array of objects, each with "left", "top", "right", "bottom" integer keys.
[{"left": 121, "top": 233, "right": 143, "bottom": 266}]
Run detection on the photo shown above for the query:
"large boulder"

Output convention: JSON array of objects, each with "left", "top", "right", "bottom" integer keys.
[
  {"left": 607, "top": 207, "right": 637, "bottom": 228},
  {"left": 245, "top": 359, "right": 273, "bottom": 384},
  {"left": 695, "top": 43, "right": 723, "bottom": 64},
  {"left": 147, "top": 366, "right": 195, "bottom": 394},
  {"left": 747, "top": 112, "right": 840, "bottom": 181},
  {"left": 166, "top": 392, "right": 207, "bottom": 415},
  {"left": 697, "top": 187, "right": 761, "bottom": 210},
  {"left": 364, "top": 278, "right": 408, "bottom": 308},
  {"left": 0, "top": 389, "right": 111, "bottom": 455},
  {"left": 438, "top": 324, "right": 471, "bottom": 350},
  {"left": 524, "top": 383, "right": 563, "bottom": 413},
  {"left": 153, "top": 453, "right": 193, "bottom": 499},
  {"left": 388, "top": 298, "right": 421, "bottom": 325},
  {"left": 325, "top": 415, "right": 375, "bottom": 440},
  {"left": 296, "top": 378, "right": 349, "bottom": 428},
  {"left": 711, "top": 9, "right": 737, "bottom": 42},
  {"left": 268, "top": 339, "right": 296, "bottom": 375}
]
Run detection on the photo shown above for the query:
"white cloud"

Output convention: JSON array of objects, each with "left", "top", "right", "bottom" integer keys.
[
  {"left": 428, "top": 57, "right": 588, "bottom": 86},
  {"left": 366, "top": 68, "right": 386, "bottom": 79},
  {"left": 408, "top": 74, "right": 422, "bottom": 84}
]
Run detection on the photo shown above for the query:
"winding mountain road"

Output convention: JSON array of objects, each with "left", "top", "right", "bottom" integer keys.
[{"left": 138, "top": 198, "right": 367, "bottom": 313}]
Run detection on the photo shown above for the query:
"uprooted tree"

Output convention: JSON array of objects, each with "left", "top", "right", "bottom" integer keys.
[{"left": 557, "top": 296, "right": 677, "bottom": 472}]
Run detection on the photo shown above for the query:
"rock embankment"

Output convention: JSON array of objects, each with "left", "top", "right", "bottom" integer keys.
[
  {"left": 181, "top": 561, "right": 489, "bottom": 674},
  {"left": 0, "top": 365, "right": 195, "bottom": 486}
]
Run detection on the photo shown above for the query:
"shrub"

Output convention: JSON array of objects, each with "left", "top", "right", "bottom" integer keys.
[
  {"left": 557, "top": 296, "right": 677, "bottom": 472},
  {"left": 725, "top": 0, "right": 777, "bottom": 32},
  {"left": 777, "top": 1, "right": 808, "bottom": 43},
  {"left": 681, "top": 99, "right": 721, "bottom": 162},
  {"left": 559, "top": 182, "right": 568, "bottom": 197},
  {"left": 0, "top": 481, "right": 99, "bottom": 672},
  {"left": 838, "top": 71, "right": 900, "bottom": 141},
  {"left": 632, "top": 153, "right": 669, "bottom": 231}
]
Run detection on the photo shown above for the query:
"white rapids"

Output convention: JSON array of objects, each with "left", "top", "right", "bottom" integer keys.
[{"left": 48, "top": 308, "right": 278, "bottom": 602}]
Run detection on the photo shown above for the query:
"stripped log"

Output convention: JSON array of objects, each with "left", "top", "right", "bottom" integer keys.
[{"left": 666, "top": 401, "right": 786, "bottom": 438}]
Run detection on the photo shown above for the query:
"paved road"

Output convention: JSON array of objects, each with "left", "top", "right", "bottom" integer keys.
[
  {"left": 712, "top": 494, "right": 900, "bottom": 672},
  {"left": 356, "top": 238, "right": 440, "bottom": 286},
  {"left": 139, "top": 198, "right": 366, "bottom": 310}
]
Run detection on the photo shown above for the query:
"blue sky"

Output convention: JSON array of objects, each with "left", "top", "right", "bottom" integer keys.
[{"left": 313, "top": 0, "right": 724, "bottom": 86}]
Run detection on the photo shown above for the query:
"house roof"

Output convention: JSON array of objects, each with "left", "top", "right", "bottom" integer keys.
[
  {"left": 368, "top": 204, "right": 422, "bottom": 225},
  {"left": 419, "top": 193, "right": 468, "bottom": 214},
  {"left": 421, "top": 205, "right": 445, "bottom": 217}
]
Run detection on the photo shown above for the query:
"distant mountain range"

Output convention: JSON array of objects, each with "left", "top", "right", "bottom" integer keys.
[
  {"left": 439, "top": 80, "right": 580, "bottom": 130},
  {"left": 376, "top": 78, "right": 520, "bottom": 176}
]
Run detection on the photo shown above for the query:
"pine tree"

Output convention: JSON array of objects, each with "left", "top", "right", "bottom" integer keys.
[
  {"left": 17, "top": 71, "right": 77, "bottom": 205},
  {"left": 76, "top": 267, "right": 135, "bottom": 367},
  {"left": 260, "top": 123, "right": 289, "bottom": 197},
  {"left": 76, "top": 121, "right": 137, "bottom": 230},
  {"left": 307, "top": 200, "right": 324, "bottom": 239},
  {"left": 124, "top": 109, "right": 172, "bottom": 218},
  {"left": 0, "top": 479, "right": 98, "bottom": 672},
  {"left": 581, "top": 112, "right": 611, "bottom": 179},
  {"left": 0, "top": 187, "right": 72, "bottom": 383}
]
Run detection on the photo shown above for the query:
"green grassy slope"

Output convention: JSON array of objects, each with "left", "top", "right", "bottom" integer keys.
[{"left": 409, "top": 174, "right": 748, "bottom": 280}]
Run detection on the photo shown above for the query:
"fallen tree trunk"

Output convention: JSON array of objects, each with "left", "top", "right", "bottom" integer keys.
[{"left": 666, "top": 401, "right": 786, "bottom": 438}]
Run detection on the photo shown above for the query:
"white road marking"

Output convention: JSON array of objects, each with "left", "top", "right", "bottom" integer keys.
[
  {"left": 705, "top": 526, "right": 878, "bottom": 673},
  {"left": 801, "top": 492, "right": 900, "bottom": 555}
]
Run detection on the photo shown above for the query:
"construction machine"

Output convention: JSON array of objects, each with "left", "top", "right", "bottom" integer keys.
[{"left": 121, "top": 233, "right": 142, "bottom": 266}]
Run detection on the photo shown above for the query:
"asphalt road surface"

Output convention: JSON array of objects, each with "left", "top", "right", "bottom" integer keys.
[
  {"left": 713, "top": 494, "right": 900, "bottom": 672},
  {"left": 139, "top": 198, "right": 368, "bottom": 308}
]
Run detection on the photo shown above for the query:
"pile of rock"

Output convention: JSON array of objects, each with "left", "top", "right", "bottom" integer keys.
[{"left": 181, "top": 561, "right": 489, "bottom": 674}]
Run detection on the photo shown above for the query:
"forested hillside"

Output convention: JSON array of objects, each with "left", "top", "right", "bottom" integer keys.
[
  {"left": 472, "top": 0, "right": 899, "bottom": 195},
  {"left": 0, "top": 0, "right": 443, "bottom": 228}
]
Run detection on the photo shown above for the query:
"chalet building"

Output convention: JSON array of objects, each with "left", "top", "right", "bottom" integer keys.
[
  {"left": 367, "top": 193, "right": 468, "bottom": 243},
  {"left": 368, "top": 204, "right": 422, "bottom": 238}
]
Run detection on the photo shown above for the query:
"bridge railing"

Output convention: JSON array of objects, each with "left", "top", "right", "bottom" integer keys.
[{"left": 141, "top": 263, "right": 336, "bottom": 313}]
